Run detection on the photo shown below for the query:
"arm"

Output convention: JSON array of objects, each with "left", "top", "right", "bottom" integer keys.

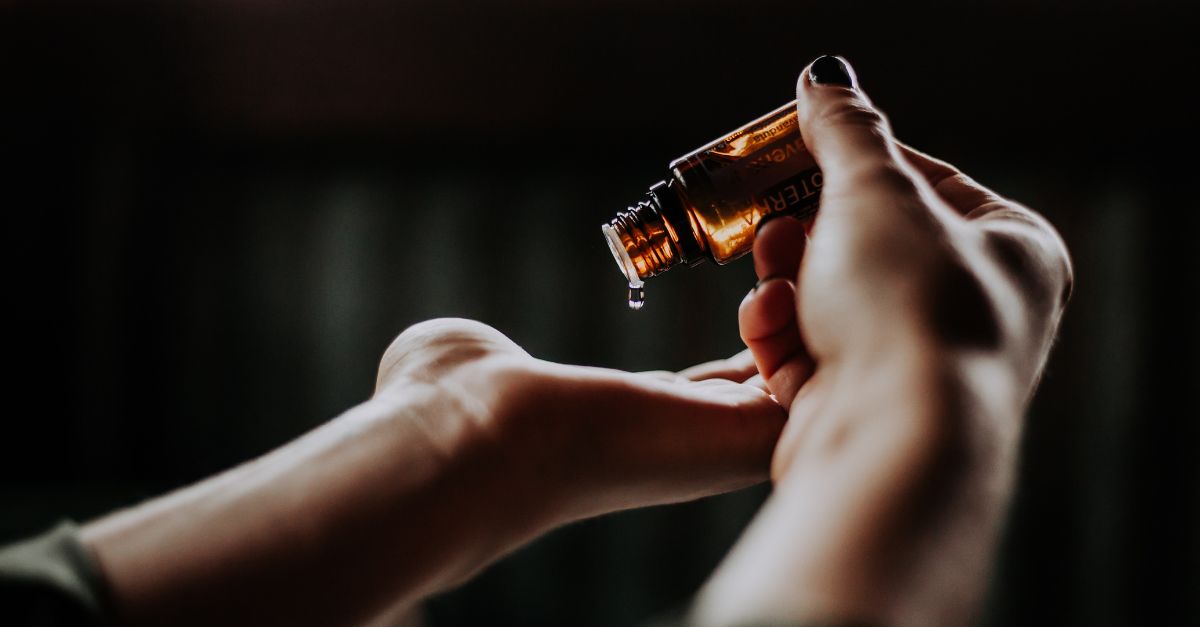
[
  {"left": 693, "top": 56, "right": 1072, "bottom": 627},
  {"left": 81, "top": 322, "right": 785, "bottom": 626}
]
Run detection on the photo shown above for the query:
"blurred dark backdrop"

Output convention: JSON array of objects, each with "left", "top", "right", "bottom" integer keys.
[{"left": 2, "top": 1, "right": 1197, "bottom": 625}]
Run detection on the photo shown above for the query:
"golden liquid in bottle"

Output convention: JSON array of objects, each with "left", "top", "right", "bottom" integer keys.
[
  {"left": 670, "top": 102, "right": 821, "bottom": 262},
  {"left": 603, "top": 101, "right": 822, "bottom": 299}
]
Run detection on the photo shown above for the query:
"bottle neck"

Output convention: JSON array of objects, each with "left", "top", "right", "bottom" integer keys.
[{"left": 602, "top": 183, "right": 682, "bottom": 282}]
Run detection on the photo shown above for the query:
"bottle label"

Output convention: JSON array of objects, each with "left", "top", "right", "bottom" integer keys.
[
  {"left": 708, "top": 107, "right": 801, "bottom": 161},
  {"left": 671, "top": 103, "right": 822, "bottom": 263},
  {"left": 757, "top": 167, "right": 823, "bottom": 220}
]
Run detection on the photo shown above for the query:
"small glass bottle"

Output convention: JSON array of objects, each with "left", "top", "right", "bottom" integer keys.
[{"left": 602, "top": 101, "right": 822, "bottom": 303}]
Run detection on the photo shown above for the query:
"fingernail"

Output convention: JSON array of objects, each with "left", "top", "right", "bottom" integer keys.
[
  {"left": 754, "top": 275, "right": 790, "bottom": 292},
  {"left": 809, "top": 55, "right": 854, "bottom": 87}
]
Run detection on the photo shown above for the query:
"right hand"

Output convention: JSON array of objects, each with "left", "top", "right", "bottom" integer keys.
[
  {"left": 740, "top": 55, "right": 1072, "bottom": 480},
  {"left": 697, "top": 55, "right": 1072, "bottom": 626}
]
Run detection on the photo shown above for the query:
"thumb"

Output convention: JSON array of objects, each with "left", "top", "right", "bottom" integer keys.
[
  {"left": 795, "top": 56, "right": 949, "bottom": 301},
  {"left": 738, "top": 216, "right": 814, "bottom": 407},
  {"left": 797, "top": 56, "right": 919, "bottom": 199}
]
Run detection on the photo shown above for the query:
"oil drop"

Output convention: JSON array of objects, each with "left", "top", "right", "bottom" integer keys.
[{"left": 627, "top": 282, "right": 645, "bottom": 310}]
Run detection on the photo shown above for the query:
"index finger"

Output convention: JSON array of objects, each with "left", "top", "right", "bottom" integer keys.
[
  {"left": 896, "top": 143, "right": 1006, "bottom": 216},
  {"left": 898, "top": 143, "right": 1074, "bottom": 310},
  {"left": 678, "top": 349, "right": 760, "bottom": 382},
  {"left": 898, "top": 143, "right": 1056, "bottom": 233}
]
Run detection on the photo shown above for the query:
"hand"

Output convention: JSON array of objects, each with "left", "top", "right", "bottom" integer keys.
[
  {"left": 373, "top": 318, "right": 784, "bottom": 526},
  {"left": 696, "top": 56, "right": 1072, "bottom": 626},
  {"left": 741, "top": 60, "right": 1071, "bottom": 480},
  {"left": 83, "top": 318, "right": 784, "bottom": 627}
]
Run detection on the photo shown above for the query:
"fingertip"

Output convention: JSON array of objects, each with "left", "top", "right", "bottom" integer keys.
[
  {"left": 802, "top": 54, "right": 857, "bottom": 89},
  {"left": 753, "top": 215, "right": 809, "bottom": 281},
  {"left": 793, "top": 54, "right": 906, "bottom": 192},
  {"left": 738, "top": 277, "right": 797, "bottom": 344},
  {"left": 737, "top": 277, "right": 812, "bottom": 408},
  {"left": 738, "top": 279, "right": 805, "bottom": 397},
  {"left": 677, "top": 349, "right": 758, "bottom": 382}
]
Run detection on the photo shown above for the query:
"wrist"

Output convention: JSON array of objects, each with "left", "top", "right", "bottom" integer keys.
[
  {"left": 756, "top": 347, "right": 1019, "bottom": 620},
  {"left": 81, "top": 368, "right": 561, "bottom": 627},
  {"left": 371, "top": 358, "right": 566, "bottom": 562}
]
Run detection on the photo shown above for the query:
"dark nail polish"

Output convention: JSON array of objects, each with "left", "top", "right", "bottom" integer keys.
[{"left": 809, "top": 55, "right": 853, "bottom": 87}]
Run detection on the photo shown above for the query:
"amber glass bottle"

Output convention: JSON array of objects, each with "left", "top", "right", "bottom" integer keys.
[{"left": 602, "top": 102, "right": 821, "bottom": 289}]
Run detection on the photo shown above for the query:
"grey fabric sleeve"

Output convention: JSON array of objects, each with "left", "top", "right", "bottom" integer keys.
[
  {"left": 0, "top": 522, "right": 884, "bottom": 627},
  {"left": 0, "top": 521, "right": 109, "bottom": 626}
]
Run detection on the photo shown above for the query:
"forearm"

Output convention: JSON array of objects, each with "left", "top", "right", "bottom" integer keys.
[
  {"left": 81, "top": 383, "right": 544, "bottom": 626},
  {"left": 694, "top": 351, "right": 1023, "bottom": 627}
]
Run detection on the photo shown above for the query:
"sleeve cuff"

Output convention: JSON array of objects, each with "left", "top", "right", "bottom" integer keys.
[{"left": 0, "top": 521, "right": 111, "bottom": 625}]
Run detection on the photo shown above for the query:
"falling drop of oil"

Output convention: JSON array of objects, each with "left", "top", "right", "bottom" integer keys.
[{"left": 627, "top": 282, "right": 645, "bottom": 310}]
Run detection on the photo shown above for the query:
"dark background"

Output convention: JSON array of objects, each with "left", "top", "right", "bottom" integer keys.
[{"left": 2, "top": 1, "right": 1197, "bottom": 625}]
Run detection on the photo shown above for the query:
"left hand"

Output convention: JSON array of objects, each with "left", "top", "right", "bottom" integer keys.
[
  {"left": 373, "top": 318, "right": 785, "bottom": 529},
  {"left": 695, "top": 56, "right": 1072, "bottom": 627},
  {"left": 82, "top": 317, "right": 785, "bottom": 627}
]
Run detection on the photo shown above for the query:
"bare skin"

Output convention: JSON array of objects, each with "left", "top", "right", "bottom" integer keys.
[
  {"left": 695, "top": 57, "right": 1071, "bottom": 627},
  {"left": 80, "top": 56, "right": 1070, "bottom": 627},
  {"left": 81, "top": 324, "right": 783, "bottom": 626}
]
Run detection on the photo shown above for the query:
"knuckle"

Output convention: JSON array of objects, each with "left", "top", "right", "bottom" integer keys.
[
  {"left": 817, "top": 100, "right": 894, "bottom": 155},
  {"left": 821, "top": 164, "right": 932, "bottom": 254},
  {"left": 937, "top": 176, "right": 1010, "bottom": 216},
  {"left": 971, "top": 201, "right": 1073, "bottom": 306},
  {"left": 380, "top": 318, "right": 517, "bottom": 383},
  {"left": 821, "top": 98, "right": 891, "bottom": 134},
  {"left": 397, "top": 317, "right": 493, "bottom": 345},
  {"left": 983, "top": 222, "right": 1074, "bottom": 314},
  {"left": 386, "top": 318, "right": 467, "bottom": 359},
  {"left": 948, "top": 172, "right": 980, "bottom": 191},
  {"left": 922, "top": 254, "right": 1005, "bottom": 350}
]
